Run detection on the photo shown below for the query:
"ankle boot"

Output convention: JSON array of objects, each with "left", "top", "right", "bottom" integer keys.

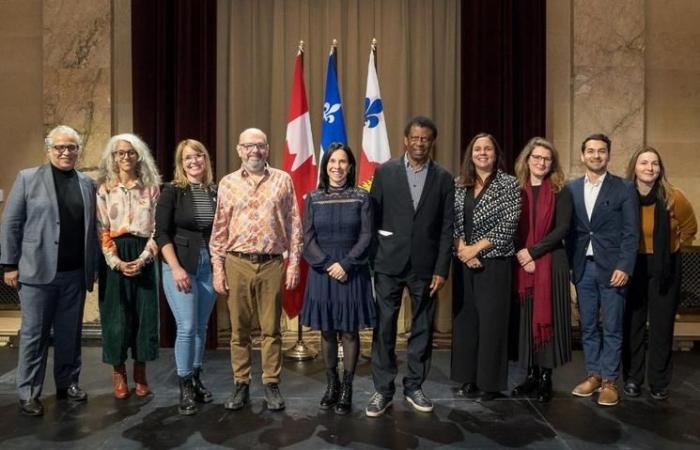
[
  {"left": 334, "top": 373, "right": 353, "bottom": 415},
  {"left": 537, "top": 368, "right": 553, "bottom": 403},
  {"left": 320, "top": 371, "right": 340, "bottom": 410},
  {"left": 133, "top": 361, "right": 151, "bottom": 397},
  {"left": 178, "top": 376, "right": 198, "bottom": 415},
  {"left": 112, "top": 364, "right": 129, "bottom": 399},
  {"left": 192, "top": 367, "right": 213, "bottom": 403},
  {"left": 512, "top": 365, "right": 540, "bottom": 396}
]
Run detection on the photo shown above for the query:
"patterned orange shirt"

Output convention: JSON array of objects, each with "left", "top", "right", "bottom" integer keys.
[
  {"left": 209, "top": 165, "right": 302, "bottom": 275},
  {"left": 97, "top": 181, "right": 160, "bottom": 268}
]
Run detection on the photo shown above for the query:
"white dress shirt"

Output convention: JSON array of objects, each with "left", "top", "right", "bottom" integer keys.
[{"left": 583, "top": 172, "right": 607, "bottom": 256}]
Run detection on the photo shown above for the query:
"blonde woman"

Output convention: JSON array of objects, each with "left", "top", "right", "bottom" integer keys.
[
  {"left": 155, "top": 139, "right": 217, "bottom": 415},
  {"left": 622, "top": 147, "right": 697, "bottom": 400},
  {"left": 97, "top": 133, "right": 161, "bottom": 399},
  {"left": 511, "top": 137, "right": 572, "bottom": 403}
]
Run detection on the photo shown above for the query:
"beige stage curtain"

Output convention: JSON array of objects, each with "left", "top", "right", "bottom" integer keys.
[{"left": 217, "top": 0, "right": 460, "bottom": 334}]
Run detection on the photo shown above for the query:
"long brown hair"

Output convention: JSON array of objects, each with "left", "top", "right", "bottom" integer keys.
[
  {"left": 514, "top": 137, "right": 565, "bottom": 193},
  {"left": 457, "top": 132, "right": 506, "bottom": 187},
  {"left": 173, "top": 139, "right": 214, "bottom": 188},
  {"left": 626, "top": 146, "right": 675, "bottom": 208}
]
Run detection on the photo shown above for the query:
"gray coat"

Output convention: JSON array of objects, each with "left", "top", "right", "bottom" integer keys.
[{"left": 0, "top": 163, "right": 99, "bottom": 289}]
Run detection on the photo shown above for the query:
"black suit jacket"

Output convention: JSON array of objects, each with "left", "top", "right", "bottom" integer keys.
[
  {"left": 154, "top": 182, "right": 217, "bottom": 274},
  {"left": 370, "top": 156, "right": 454, "bottom": 279}
]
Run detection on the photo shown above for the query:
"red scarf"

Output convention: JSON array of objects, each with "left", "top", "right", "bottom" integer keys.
[{"left": 516, "top": 178, "right": 555, "bottom": 350}]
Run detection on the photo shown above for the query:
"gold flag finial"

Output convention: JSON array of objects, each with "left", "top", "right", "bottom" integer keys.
[
  {"left": 298, "top": 40, "right": 304, "bottom": 52},
  {"left": 371, "top": 38, "right": 377, "bottom": 51},
  {"left": 332, "top": 39, "right": 338, "bottom": 47}
]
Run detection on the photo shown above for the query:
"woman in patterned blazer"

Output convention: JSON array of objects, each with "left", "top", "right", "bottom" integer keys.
[{"left": 451, "top": 132, "right": 521, "bottom": 401}]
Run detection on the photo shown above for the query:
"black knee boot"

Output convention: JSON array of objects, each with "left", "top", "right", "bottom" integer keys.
[
  {"left": 335, "top": 372, "right": 353, "bottom": 415},
  {"left": 192, "top": 367, "right": 213, "bottom": 403},
  {"left": 512, "top": 366, "right": 540, "bottom": 396},
  {"left": 179, "top": 376, "right": 198, "bottom": 415},
  {"left": 537, "top": 368, "right": 553, "bottom": 403},
  {"left": 320, "top": 370, "right": 340, "bottom": 410}
]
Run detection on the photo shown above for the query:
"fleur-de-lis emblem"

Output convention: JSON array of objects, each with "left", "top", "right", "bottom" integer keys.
[
  {"left": 323, "top": 102, "right": 342, "bottom": 124},
  {"left": 364, "top": 97, "right": 383, "bottom": 128}
]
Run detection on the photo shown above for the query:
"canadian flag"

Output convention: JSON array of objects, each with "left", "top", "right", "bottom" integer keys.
[
  {"left": 358, "top": 45, "right": 391, "bottom": 191},
  {"left": 282, "top": 49, "right": 316, "bottom": 319}
]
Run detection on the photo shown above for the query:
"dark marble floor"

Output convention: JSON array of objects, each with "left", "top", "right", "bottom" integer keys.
[{"left": 0, "top": 345, "right": 699, "bottom": 449}]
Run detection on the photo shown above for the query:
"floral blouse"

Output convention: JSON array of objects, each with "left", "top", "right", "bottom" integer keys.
[{"left": 96, "top": 181, "right": 160, "bottom": 269}]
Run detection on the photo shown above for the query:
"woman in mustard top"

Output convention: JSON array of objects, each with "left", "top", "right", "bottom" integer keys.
[{"left": 622, "top": 147, "right": 697, "bottom": 401}]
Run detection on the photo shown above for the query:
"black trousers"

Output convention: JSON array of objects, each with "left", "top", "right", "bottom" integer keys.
[
  {"left": 371, "top": 269, "right": 435, "bottom": 398},
  {"left": 623, "top": 253, "right": 681, "bottom": 390},
  {"left": 451, "top": 258, "right": 512, "bottom": 392}
]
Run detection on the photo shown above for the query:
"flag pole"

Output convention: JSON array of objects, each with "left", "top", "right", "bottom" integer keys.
[
  {"left": 327, "top": 37, "right": 344, "bottom": 363},
  {"left": 284, "top": 39, "right": 317, "bottom": 362},
  {"left": 361, "top": 37, "right": 380, "bottom": 361}
]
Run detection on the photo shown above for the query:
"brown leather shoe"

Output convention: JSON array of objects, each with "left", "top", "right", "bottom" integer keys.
[
  {"left": 113, "top": 365, "right": 129, "bottom": 399},
  {"left": 597, "top": 380, "right": 619, "bottom": 406},
  {"left": 133, "top": 361, "right": 151, "bottom": 397},
  {"left": 571, "top": 374, "right": 602, "bottom": 397}
]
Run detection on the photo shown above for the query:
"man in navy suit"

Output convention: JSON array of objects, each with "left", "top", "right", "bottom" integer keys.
[
  {"left": 365, "top": 116, "right": 454, "bottom": 417},
  {"left": 567, "top": 133, "right": 639, "bottom": 407},
  {"left": 1, "top": 125, "right": 98, "bottom": 416}
]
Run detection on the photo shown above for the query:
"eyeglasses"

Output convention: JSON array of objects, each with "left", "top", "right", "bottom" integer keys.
[
  {"left": 530, "top": 154, "right": 553, "bottom": 163},
  {"left": 51, "top": 144, "right": 79, "bottom": 154},
  {"left": 238, "top": 142, "right": 269, "bottom": 151},
  {"left": 409, "top": 136, "right": 433, "bottom": 144},
  {"left": 114, "top": 149, "right": 138, "bottom": 159},
  {"left": 183, "top": 153, "right": 205, "bottom": 162}
]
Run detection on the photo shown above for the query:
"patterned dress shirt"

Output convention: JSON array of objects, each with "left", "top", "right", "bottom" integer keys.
[
  {"left": 96, "top": 181, "right": 160, "bottom": 268},
  {"left": 209, "top": 165, "right": 302, "bottom": 276}
]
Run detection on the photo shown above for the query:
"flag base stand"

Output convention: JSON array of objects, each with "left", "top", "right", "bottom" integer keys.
[
  {"left": 283, "top": 321, "right": 317, "bottom": 361},
  {"left": 283, "top": 340, "right": 317, "bottom": 361}
]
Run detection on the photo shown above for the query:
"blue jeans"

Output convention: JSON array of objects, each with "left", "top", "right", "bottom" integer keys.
[
  {"left": 162, "top": 248, "right": 216, "bottom": 377},
  {"left": 575, "top": 260, "right": 626, "bottom": 379}
]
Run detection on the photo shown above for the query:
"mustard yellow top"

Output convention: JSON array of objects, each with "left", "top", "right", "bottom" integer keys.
[{"left": 639, "top": 187, "right": 697, "bottom": 254}]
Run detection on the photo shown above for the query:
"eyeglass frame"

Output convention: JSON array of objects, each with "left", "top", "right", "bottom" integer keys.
[
  {"left": 237, "top": 142, "right": 269, "bottom": 152},
  {"left": 49, "top": 144, "right": 81, "bottom": 154}
]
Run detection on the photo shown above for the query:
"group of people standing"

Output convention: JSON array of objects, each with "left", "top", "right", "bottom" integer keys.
[{"left": 0, "top": 117, "right": 695, "bottom": 419}]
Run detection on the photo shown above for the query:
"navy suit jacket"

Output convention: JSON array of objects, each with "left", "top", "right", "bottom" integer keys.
[
  {"left": 0, "top": 164, "right": 98, "bottom": 289},
  {"left": 369, "top": 156, "right": 454, "bottom": 279},
  {"left": 566, "top": 173, "right": 639, "bottom": 285}
]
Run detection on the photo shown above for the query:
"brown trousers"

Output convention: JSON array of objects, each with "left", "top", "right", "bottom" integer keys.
[{"left": 225, "top": 254, "right": 284, "bottom": 384}]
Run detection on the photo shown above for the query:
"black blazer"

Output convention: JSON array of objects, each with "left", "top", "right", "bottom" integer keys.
[
  {"left": 370, "top": 156, "right": 454, "bottom": 279},
  {"left": 154, "top": 182, "right": 217, "bottom": 274}
]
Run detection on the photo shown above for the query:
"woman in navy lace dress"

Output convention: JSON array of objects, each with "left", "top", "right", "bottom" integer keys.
[{"left": 300, "top": 143, "right": 375, "bottom": 415}]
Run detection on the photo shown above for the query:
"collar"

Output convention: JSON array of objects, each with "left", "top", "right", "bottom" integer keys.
[
  {"left": 584, "top": 171, "right": 607, "bottom": 187},
  {"left": 241, "top": 163, "right": 270, "bottom": 178},
  {"left": 403, "top": 153, "right": 431, "bottom": 172}
]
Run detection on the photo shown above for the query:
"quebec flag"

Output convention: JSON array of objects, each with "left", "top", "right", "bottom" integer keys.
[
  {"left": 358, "top": 46, "right": 391, "bottom": 191},
  {"left": 319, "top": 45, "right": 348, "bottom": 177}
]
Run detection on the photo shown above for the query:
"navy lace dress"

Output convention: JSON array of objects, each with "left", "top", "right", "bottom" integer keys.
[{"left": 300, "top": 186, "right": 376, "bottom": 332}]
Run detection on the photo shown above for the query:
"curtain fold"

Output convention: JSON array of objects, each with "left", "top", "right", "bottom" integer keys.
[
  {"left": 460, "top": 0, "right": 546, "bottom": 169},
  {"left": 132, "top": 0, "right": 218, "bottom": 348}
]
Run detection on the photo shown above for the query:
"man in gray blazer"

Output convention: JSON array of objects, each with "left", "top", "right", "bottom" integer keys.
[{"left": 1, "top": 125, "right": 98, "bottom": 416}]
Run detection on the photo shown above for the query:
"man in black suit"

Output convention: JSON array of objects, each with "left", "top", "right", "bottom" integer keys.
[{"left": 365, "top": 116, "right": 454, "bottom": 417}]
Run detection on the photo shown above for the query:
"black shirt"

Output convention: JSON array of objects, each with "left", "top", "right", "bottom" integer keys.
[{"left": 51, "top": 164, "right": 85, "bottom": 271}]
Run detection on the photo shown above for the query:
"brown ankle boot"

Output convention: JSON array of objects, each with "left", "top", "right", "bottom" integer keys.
[
  {"left": 113, "top": 364, "right": 129, "bottom": 399},
  {"left": 133, "top": 361, "right": 151, "bottom": 397}
]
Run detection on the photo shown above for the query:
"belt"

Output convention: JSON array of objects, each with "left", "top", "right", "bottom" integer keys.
[
  {"left": 585, "top": 255, "right": 595, "bottom": 262},
  {"left": 229, "top": 251, "right": 282, "bottom": 264}
]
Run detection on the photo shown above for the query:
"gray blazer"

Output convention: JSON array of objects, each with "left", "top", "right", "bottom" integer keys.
[{"left": 0, "top": 163, "right": 98, "bottom": 289}]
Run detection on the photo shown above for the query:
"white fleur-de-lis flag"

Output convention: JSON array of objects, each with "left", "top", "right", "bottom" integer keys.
[{"left": 359, "top": 47, "right": 391, "bottom": 191}]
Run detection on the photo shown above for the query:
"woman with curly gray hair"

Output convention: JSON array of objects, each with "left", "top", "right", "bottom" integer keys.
[{"left": 96, "top": 133, "right": 161, "bottom": 399}]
